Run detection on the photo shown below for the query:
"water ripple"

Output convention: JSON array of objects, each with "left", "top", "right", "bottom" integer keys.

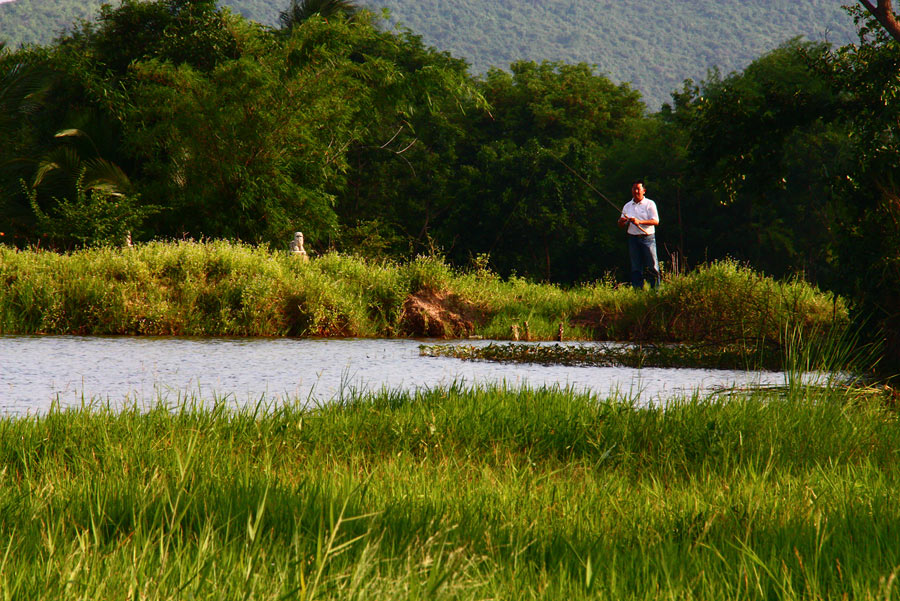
[{"left": 0, "top": 335, "right": 790, "bottom": 415}]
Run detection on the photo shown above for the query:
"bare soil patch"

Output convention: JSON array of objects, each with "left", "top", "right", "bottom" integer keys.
[
  {"left": 400, "top": 289, "right": 481, "bottom": 338},
  {"left": 571, "top": 307, "right": 621, "bottom": 337}
]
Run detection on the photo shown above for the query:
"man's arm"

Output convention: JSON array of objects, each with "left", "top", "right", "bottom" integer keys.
[
  {"left": 632, "top": 201, "right": 660, "bottom": 227},
  {"left": 618, "top": 203, "right": 633, "bottom": 228}
]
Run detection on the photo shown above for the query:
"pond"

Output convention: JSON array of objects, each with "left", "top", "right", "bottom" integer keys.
[{"left": 0, "top": 335, "right": 794, "bottom": 415}]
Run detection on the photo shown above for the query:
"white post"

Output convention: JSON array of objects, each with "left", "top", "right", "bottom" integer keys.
[{"left": 290, "top": 231, "right": 309, "bottom": 261}]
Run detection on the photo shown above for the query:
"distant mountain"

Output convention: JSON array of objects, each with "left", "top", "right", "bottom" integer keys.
[
  {"left": 0, "top": 0, "right": 859, "bottom": 109},
  {"left": 361, "top": 0, "right": 858, "bottom": 109},
  {"left": 0, "top": 0, "right": 104, "bottom": 49}
]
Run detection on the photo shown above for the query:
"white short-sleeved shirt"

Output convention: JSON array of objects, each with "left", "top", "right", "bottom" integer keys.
[{"left": 621, "top": 198, "right": 659, "bottom": 235}]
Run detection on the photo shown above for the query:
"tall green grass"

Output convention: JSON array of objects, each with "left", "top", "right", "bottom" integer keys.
[
  {"left": 0, "top": 242, "right": 443, "bottom": 337},
  {"left": 2, "top": 384, "right": 899, "bottom": 599},
  {"left": 0, "top": 242, "right": 846, "bottom": 348}
]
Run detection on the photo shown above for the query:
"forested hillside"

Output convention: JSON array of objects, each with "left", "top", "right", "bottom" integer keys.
[
  {"left": 0, "top": 0, "right": 103, "bottom": 50},
  {"left": 365, "top": 0, "right": 857, "bottom": 108},
  {"left": 0, "top": 0, "right": 857, "bottom": 108}
]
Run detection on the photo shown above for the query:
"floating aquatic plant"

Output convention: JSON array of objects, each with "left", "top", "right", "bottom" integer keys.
[{"left": 420, "top": 341, "right": 782, "bottom": 370}]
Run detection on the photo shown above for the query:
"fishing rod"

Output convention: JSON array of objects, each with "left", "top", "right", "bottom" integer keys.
[{"left": 546, "top": 151, "right": 650, "bottom": 235}]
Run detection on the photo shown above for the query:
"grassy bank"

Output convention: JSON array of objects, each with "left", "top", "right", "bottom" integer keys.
[
  {"left": 0, "top": 241, "right": 847, "bottom": 347},
  {"left": 2, "top": 384, "right": 899, "bottom": 599}
]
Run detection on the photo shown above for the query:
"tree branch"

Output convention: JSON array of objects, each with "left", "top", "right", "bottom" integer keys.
[{"left": 860, "top": 0, "right": 900, "bottom": 43}]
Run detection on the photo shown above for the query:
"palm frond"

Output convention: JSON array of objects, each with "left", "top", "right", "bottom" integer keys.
[
  {"left": 82, "top": 157, "right": 133, "bottom": 196},
  {"left": 54, "top": 128, "right": 86, "bottom": 139},
  {"left": 278, "top": 0, "right": 359, "bottom": 30},
  {"left": 33, "top": 147, "right": 83, "bottom": 191},
  {"left": 54, "top": 127, "right": 103, "bottom": 156},
  {"left": 0, "top": 58, "right": 52, "bottom": 129}
]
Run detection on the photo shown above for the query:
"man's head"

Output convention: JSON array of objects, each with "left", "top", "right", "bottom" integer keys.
[{"left": 631, "top": 180, "right": 645, "bottom": 202}]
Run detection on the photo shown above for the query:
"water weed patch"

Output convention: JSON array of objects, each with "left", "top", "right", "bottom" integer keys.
[{"left": 421, "top": 340, "right": 783, "bottom": 370}]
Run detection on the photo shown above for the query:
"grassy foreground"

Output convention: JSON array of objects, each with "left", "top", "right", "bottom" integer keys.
[
  {"left": 2, "top": 384, "right": 899, "bottom": 600},
  {"left": 0, "top": 241, "right": 846, "bottom": 347}
]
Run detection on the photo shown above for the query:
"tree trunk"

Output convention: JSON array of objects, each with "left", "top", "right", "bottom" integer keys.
[{"left": 860, "top": 0, "right": 900, "bottom": 43}]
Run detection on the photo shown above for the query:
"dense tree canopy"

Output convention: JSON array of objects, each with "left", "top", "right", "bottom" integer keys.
[
  {"left": 0, "top": 0, "right": 858, "bottom": 109},
  {"left": 662, "top": 40, "right": 845, "bottom": 280},
  {"left": 435, "top": 61, "right": 645, "bottom": 281},
  {"left": 0, "top": 1, "right": 483, "bottom": 247}
]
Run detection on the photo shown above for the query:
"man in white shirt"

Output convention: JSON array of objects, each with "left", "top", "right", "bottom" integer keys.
[{"left": 617, "top": 180, "right": 660, "bottom": 289}]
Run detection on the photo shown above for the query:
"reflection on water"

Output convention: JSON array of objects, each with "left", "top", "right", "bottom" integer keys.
[{"left": 0, "top": 336, "right": 790, "bottom": 415}]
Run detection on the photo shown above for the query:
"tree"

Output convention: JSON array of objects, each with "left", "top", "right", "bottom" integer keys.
[
  {"left": 815, "top": 4, "right": 900, "bottom": 373},
  {"left": 859, "top": 0, "right": 900, "bottom": 42},
  {"left": 436, "top": 61, "right": 646, "bottom": 282},
  {"left": 32, "top": 129, "right": 132, "bottom": 199},
  {"left": 278, "top": 0, "right": 359, "bottom": 30},
  {"left": 2, "top": 0, "right": 491, "bottom": 249},
  {"left": 0, "top": 45, "right": 52, "bottom": 239},
  {"left": 669, "top": 40, "right": 843, "bottom": 279},
  {"left": 68, "top": 0, "right": 240, "bottom": 75},
  {"left": 24, "top": 127, "right": 157, "bottom": 247},
  {"left": 0, "top": 43, "right": 49, "bottom": 139},
  {"left": 335, "top": 25, "right": 485, "bottom": 257},
  {"left": 123, "top": 49, "right": 352, "bottom": 242},
  {"left": 121, "top": 11, "right": 485, "bottom": 246}
]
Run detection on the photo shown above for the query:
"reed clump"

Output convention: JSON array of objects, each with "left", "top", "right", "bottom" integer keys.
[
  {"left": 0, "top": 243, "right": 846, "bottom": 350},
  {"left": 1, "top": 384, "right": 899, "bottom": 599}
]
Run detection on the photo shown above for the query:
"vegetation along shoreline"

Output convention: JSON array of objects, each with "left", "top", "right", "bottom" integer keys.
[{"left": 0, "top": 240, "right": 861, "bottom": 372}]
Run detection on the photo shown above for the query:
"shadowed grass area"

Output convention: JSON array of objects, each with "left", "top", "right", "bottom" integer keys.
[
  {"left": 0, "top": 242, "right": 846, "bottom": 350},
  {"left": 1, "top": 384, "right": 899, "bottom": 599}
]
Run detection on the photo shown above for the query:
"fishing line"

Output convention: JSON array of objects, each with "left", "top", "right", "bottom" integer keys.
[{"left": 545, "top": 150, "right": 649, "bottom": 234}]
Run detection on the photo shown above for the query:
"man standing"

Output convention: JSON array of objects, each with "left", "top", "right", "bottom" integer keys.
[{"left": 617, "top": 180, "right": 660, "bottom": 289}]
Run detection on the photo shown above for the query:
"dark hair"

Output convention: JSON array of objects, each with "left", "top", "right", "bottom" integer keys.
[{"left": 632, "top": 179, "right": 644, "bottom": 187}]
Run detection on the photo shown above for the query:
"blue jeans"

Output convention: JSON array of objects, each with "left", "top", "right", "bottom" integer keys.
[{"left": 628, "top": 234, "right": 660, "bottom": 289}]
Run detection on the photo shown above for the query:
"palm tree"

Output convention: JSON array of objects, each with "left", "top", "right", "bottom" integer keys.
[
  {"left": 29, "top": 128, "right": 150, "bottom": 247},
  {"left": 1, "top": 44, "right": 53, "bottom": 238},
  {"left": 278, "top": 0, "right": 359, "bottom": 31},
  {"left": 0, "top": 44, "right": 50, "bottom": 139},
  {"left": 32, "top": 129, "right": 133, "bottom": 199}
]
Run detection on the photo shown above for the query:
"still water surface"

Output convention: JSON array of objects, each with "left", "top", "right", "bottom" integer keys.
[{"left": 0, "top": 336, "right": 791, "bottom": 415}]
